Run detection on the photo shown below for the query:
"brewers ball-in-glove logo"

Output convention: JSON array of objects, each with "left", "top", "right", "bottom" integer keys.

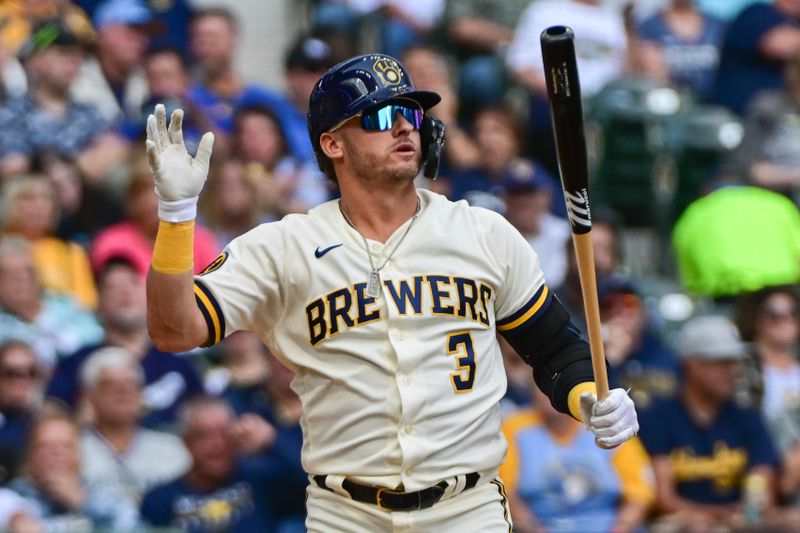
[
  {"left": 373, "top": 58, "right": 403, "bottom": 86},
  {"left": 199, "top": 251, "right": 229, "bottom": 276}
]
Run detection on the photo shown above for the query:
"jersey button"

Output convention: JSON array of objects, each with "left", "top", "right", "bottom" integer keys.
[
  {"left": 405, "top": 468, "right": 413, "bottom": 476},
  {"left": 370, "top": 243, "right": 381, "bottom": 253},
  {"left": 404, "top": 425, "right": 413, "bottom": 435}
]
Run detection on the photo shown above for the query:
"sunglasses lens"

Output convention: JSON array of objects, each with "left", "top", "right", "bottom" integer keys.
[{"left": 361, "top": 104, "right": 423, "bottom": 131}]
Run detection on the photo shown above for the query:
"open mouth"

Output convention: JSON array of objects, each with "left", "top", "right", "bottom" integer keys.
[{"left": 393, "top": 142, "right": 416, "bottom": 156}]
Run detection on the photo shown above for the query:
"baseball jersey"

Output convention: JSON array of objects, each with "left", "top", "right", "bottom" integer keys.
[{"left": 193, "top": 188, "right": 550, "bottom": 490}]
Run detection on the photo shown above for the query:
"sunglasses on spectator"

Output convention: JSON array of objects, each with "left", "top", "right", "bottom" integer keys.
[
  {"left": 762, "top": 306, "right": 799, "bottom": 322},
  {"left": 328, "top": 99, "right": 424, "bottom": 133},
  {"left": 0, "top": 366, "right": 39, "bottom": 379}
]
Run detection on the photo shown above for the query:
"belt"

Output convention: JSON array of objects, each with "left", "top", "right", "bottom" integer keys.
[{"left": 313, "top": 472, "right": 480, "bottom": 512}]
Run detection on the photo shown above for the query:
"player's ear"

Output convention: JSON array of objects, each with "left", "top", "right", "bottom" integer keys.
[{"left": 319, "top": 132, "right": 344, "bottom": 162}]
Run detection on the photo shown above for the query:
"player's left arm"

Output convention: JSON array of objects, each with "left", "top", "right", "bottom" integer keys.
[{"left": 485, "top": 210, "right": 637, "bottom": 448}]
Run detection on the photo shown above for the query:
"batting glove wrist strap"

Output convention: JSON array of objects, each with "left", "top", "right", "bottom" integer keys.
[{"left": 158, "top": 196, "right": 199, "bottom": 222}]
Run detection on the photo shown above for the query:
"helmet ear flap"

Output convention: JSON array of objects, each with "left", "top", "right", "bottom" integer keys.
[{"left": 420, "top": 116, "right": 445, "bottom": 180}]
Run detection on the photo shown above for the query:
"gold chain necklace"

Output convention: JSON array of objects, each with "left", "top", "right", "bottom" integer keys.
[{"left": 339, "top": 197, "right": 421, "bottom": 298}]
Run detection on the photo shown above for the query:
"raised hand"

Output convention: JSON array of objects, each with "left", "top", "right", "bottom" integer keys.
[{"left": 146, "top": 104, "right": 214, "bottom": 221}]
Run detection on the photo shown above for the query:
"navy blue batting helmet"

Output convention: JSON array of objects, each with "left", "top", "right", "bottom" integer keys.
[{"left": 307, "top": 53, "right": 445, "bottom": 180}]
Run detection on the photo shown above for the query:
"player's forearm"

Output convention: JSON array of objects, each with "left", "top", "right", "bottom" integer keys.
[{"left": 146, "top": 220, "right": 209, "bottom": 351}]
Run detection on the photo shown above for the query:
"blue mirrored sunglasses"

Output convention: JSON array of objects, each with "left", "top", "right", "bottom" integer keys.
[
  {"left": 329, "top": 101, "right": 424, "bottom": 132},
  {"left": 361, "top": 103, "right": 424, "bottom": 131}
]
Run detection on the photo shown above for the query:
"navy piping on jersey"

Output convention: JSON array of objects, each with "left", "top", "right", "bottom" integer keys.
[
  {"left": 496, "top": 285, "right": 552, "bottom": 332},
  {"left": 194, "top": 279, "right": 226, "bottom": 346}
]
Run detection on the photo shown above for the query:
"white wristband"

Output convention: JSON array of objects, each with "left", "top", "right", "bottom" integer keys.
[{"left": 157, "top": 196, "right": 199, "bottom": 222}]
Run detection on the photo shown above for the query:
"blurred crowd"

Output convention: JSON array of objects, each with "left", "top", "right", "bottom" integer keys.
[{"left": 0, "top": 0, "right": 799, "bottom": 531}]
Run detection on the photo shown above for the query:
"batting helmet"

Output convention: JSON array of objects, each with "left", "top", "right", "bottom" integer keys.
[{"left": 307, "top": 53, "right": 446, "bottom": 180}]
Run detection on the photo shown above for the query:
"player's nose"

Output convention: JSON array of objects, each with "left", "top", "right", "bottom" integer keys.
[{"left": 391, "top": 111, "right": 415, "bottom": 136}]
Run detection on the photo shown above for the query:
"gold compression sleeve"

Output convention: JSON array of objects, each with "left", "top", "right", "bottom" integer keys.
[
  {"left": 151, "top": 220, "right": 194, "bottom": 274},
  {"left": 568, "top": 381, "right": 597, "bottom": 420}
]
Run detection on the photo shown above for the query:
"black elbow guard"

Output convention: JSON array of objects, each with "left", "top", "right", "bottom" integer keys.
[{"left": 499, "top": 292, "right": 599, "bottom": 414}]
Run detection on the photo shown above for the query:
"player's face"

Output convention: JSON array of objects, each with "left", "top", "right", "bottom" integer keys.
[{"left": 334, "top": 102, "right": 422, "bottom": 184}]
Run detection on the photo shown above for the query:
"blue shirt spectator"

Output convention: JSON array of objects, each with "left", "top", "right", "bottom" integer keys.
[
  {"left": 46, "top": 342, "right": 203, "bottom": 429},
  {"left": 140, "top": 457, "right": 281, "bottom": 533},
  {"left": 640, "top": 397, "right": 779, "bottom": 504},
  {"left": 637, "top": 5, "right": 726, "bottom": 99},
  {"left": 712, "top": 2, "right": 800, "bottom": 114},
  {"left": 140, "top": 397, "right": 293, "bottom": 533},
  {"left": 638, "top": 314, "right": 780, "bottom": 532}
]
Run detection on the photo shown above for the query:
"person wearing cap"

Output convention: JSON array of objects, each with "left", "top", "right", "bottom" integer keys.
[
  {"left": 0, "top": 18, "right": 128, "bottom": 183},
  {"left": 599, "top": 276, "right": 681, "bottom": 409},
  {"left": 638, "top": 314, "right": 781, "bottom": 531},
  {"left": 70, "top": 0, "right": 152, "bottom": 124}
]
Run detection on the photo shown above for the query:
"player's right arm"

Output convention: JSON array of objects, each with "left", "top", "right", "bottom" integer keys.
[{"left": 145, "top": 104, "right": 215, "bottom": 352}]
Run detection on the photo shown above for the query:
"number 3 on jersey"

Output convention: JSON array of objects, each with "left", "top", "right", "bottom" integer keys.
[{"left": 447, "top": 332, "right": 476, "bottom": 393}]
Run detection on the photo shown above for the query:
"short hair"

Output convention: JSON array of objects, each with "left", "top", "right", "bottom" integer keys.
[
  {"left": 0, "top": 175, "right": 58, "bottom": 232},
  {"left": 79, "top": 347, "right": 144, "bottom": 390},
  {"left": 144, "top": 44, "right": 190, "bottom": 71},
  {"left": 233, "top": 103, "right": 288, "bottom": 158},
  {"left": 176, "top": 395, "right": 233, "bottom": 437},
  {"left": 735, "top": 285, "right": 800, "bottom": 342},
  {"left": 190, "top": 6, "right": 238, "bottom": 32}
]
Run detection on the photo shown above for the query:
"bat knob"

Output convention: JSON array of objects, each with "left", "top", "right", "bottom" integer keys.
[{"left": 541, "top": 25, "right": 574, "bottom": 43}]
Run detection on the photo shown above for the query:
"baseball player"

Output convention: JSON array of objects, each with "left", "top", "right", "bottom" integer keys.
[{"left": 145, "top": 53, "right": 639, "bottom": 532}]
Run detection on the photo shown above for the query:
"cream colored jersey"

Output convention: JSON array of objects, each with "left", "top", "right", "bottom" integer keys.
[{"left": 194, "top": 188, "right": 550, "bottom": 490}]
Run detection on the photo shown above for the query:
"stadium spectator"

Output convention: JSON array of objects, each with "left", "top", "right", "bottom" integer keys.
[
  {"left": 634, "top": 0, "right": 727, "bottom": 100},
  {"left": 90, "top": 161, "right": 220, "bottom": 280},
  {"left": 211, "top": 332, "right": 270, "bottom": 410},
  {"left": 1, "top": 176, "right": 97, "bottom": 309},
  {"left": 501, "top": 162, "right": 570, "bottom": 288},
  {"left": 402, "top": 45, "right": 481, "bottom": 175},
  {"left": 507, "top": 0, "right": 629, "bottom": 100},
  {"left": 672, "top": 185, "right": 800, "bottom": 298},
  {"left": 232, "top": 104, "right": 328, "bottom": 217},
  {"left": 280, "top": 35, "right": 335, "bottom": 163},
  {"left": 46, "top": 256, "right": 203, "bottom": 429},
  {"left": 639, "top": 315, "right": 781, "bottom": 532},
  {"left": 199, "top": 159, "right": 264, "bottom": 247},
  {"left": 500, "top": 380, "right": 654, "bottom": 533},
  {"left": 441, "top": 0, "right": 532, "bottom": 109},
  {"left": 735, "top": 286, "right": 800, "bottom": 503},
  {"left": 0, "top": 487, "right": 37, "bottom": 532},
  {"left": 0, "top": 18, "right": 128, "bottom": 184},
  {"left": 0, "top": 341, "right": 44, "bottom": 483},
  {"left": 724, "top": 53, "right": 800, "bottom": 198},
  {"left": 128, "top": 46, "right": 207, "bottom": 151},
  {"left": 8, "top": 410, "right": 139, "bottom": 531},
  {"left": 0, "top": 236, "right": 102, "bottom": 367},
  {"left": 712, "top": 0, "right": 800, "bottom": 115},
  {"left": 79, "top": 347, "right": 190, "bottom": 506},
  {"left": 555, "top": 206, "right": 625, "bottom": 335},
  {"left": 71, "top": 0, "right": 152, "bottom": 124},
  {"left": 442, "top": 105, "right": 556, "bottom": 202},
  {"left": 140, "top": 396, "right": 285, "bottom": 532},
  {"left": 187, "top": 6, "right": 277, "bottom": 147},
  {"left": 599, "top": 277, "right": 681, "bottom": 409}
]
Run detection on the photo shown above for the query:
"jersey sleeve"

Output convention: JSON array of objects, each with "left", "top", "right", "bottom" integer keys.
[
  {"left": 193, "top": 223, "right": 286, "bottom": 345},
  {"left": 477, "top": 208, "right": 549, "bottom": 331}
]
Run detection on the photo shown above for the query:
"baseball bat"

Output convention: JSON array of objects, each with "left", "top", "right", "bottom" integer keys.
[{"left": 540, "top": 26, "right": 609, "bottom": 400}]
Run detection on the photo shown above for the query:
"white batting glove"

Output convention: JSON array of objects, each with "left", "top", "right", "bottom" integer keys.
[
  {"left": 579, "top": 388, "right": 639, "bottom": 448},
  {"left": 145, "top": 103, "right": 214, "bottom": 222}
]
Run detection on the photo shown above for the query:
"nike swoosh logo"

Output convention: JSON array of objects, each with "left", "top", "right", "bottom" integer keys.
[{"left": 315, "top": 243, "right": 343, "bottom": 258}]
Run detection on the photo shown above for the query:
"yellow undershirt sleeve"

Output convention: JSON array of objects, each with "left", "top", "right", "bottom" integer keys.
[{"left": 151, "top": 220, "right": 195, "bottom": 274}]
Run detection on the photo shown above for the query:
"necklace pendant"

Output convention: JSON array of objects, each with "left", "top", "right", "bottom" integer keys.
[{"left": 367, "top": 270, "right": 381, "bottom": 298}]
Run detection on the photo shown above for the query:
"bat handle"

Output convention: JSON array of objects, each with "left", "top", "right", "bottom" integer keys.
[{"left": 572, "top": 233, "right": 610, "bottom": 400}]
